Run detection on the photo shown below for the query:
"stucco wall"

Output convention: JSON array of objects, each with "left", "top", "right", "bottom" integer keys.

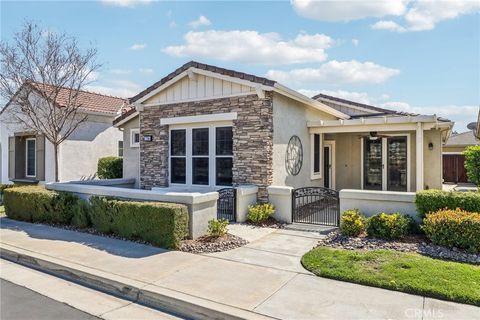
[
  {"left": 59, "top": 114, "right": 122, "bottom": 181},
  {"left": 121, "top": 116, "right": 140, "bottom": 188},
  {"left": 443, "top": 146, "right": 466, "bottom": 153},
  {"left": 272, "top": 93, "right": 336, "bottom": 188},
  {"left": 423, "top": 129, "right": 443, "bottom": 190}
]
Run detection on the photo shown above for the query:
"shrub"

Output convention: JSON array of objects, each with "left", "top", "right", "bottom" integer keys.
[
  {"left": 89, "top": 196, "right": 189, "bottom": 248},
  {"left": 340, "top": 209, "right": 366, "bottom": 237},
  {"left": 416, "top": 190, "right": 480, "bottom": 218},
  {"left": 97, "top": 156, "right": 123, "bottom": 179},
  {"left": 463, "top": 146, "right": 480, "bottom": 186},
  {"left": 0, "top": 184, "right": 16, "bottom": 195},
  {"left": 207, "top": 218, "right": 229, "bottom": 237},
  {"left": 423, "top": 208, "right": 480, "bottom": 253},
  {"left": 71, "top": 199, "right": 91, "bottom": 228},
  {"left": 247, "top": 203, "right": 275, "bottom": 223},
  {"left": 3, "top": 186, "right": 82, "bottom": 224},
  {"left": 366, "top": 213, "right": 412, "bottom": 240}
]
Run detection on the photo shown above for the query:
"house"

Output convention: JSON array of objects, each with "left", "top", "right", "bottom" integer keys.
[
  {"left": 442, "top": 122, "right": 479, "bottom": 183},
  {"left": 113, "top": 61, "right": 453, "bottom": 202},
  {"left": 0, "top": 82, "right": 125, "bottom": 183}
]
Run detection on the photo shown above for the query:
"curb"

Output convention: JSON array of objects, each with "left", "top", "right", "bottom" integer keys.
[{"left": 1, "top": 244, "right": 275, "bottom": 320}]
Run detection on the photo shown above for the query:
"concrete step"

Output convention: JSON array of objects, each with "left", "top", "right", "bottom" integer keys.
[{"left": 0, "top": 243, "right": 275, "bottom": 320}]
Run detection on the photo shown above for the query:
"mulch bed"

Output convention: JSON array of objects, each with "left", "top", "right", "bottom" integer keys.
[
  {"left": 318, "top": 231, "right": 480, "bottom": 264},
  {"left": 178, "top": 233, "right": 248, "bottom": 254}
]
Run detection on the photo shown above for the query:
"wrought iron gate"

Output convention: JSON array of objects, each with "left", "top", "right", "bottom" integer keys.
[
  {"left": 217, "top": 188, "right": 236, "bottom": 221},
  {"left": 292, "top": 187, "right": 339, "bottom": 226}
]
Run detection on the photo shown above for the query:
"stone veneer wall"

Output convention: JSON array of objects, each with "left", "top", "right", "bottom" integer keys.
[{"left": 139, "top": 93, "right": 273, "bottom": 201}]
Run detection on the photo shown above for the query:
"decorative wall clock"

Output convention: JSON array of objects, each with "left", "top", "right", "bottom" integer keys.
[{"left": 285, "top": 135, "right": 303, "bottom": 176}]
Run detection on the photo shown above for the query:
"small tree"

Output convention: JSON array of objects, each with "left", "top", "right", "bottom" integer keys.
[
  {"left": 463, "top": 146, "right": 480, "bottom": 186},
  {"left": 0, "top": 22, "right": 101, "bottom": 181}
]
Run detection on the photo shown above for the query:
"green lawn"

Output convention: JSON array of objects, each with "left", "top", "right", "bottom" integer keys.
[{"left": 302, "top": 247, "right": 480, "bottom": 306}]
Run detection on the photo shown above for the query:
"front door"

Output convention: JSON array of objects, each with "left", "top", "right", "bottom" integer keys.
[
  {"left": 363, "top": 136, "right": 408, "bottom": 191},
  {"left": 323, "top": 143, "right": 335, "bottom": 189}
]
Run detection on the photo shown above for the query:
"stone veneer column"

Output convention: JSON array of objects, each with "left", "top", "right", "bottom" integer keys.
[{"left": 139, "top": 93, "right": 274, "bottom": 202}]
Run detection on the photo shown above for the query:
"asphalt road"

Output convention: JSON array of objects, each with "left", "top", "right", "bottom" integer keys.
[{"left": 0, "top": 279, "right": 99, "bottom": 320}]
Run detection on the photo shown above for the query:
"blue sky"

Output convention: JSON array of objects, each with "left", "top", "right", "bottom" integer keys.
[{"left": 1, "top": 0, "right": 479, "bottom": 131}]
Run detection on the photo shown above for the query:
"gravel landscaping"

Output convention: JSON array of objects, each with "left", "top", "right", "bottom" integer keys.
[
  {"left": 178, "top": 234, "right": 248, "bottom": 254},
  {"left": 318, "top": 230, "right": 480, "bottom": 264},
  {"left": 245, "top": 217, "right": 286, "bottom": 229}
]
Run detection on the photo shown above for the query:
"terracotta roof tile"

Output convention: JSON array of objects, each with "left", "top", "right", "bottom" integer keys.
[{"left": 28, "top": 81, "right": 127, "bottom": 115}]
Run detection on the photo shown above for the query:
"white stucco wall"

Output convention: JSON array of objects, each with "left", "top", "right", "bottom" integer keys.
[
  {"left": 272, "top": 93, "right": 337, "bottom": 189},
  {"left": 119, "top": 116, "right": 140, "bottom": 188}
]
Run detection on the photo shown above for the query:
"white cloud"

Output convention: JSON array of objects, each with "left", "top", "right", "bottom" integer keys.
[
  {"left": 292, "top": 0, "right": 408, "bottom": 21},
  {"left": 100, "top": 0, "right": 152, "bottom": 8},
  {"left": 129, "top": 43, "right": 146, "bottom": 50},
  {"left": 110, "top": 68, "right": 131, "bottom": 75},
  {"left": 352, "top": 39, "right": 359, "bottom": 46},
  {"left": 86, "top": 80, "right": 143, "bottom": 98},
  {"left": 139, "top": 68, "right": 154, "bottom": 74},
  {"left": 163, "top": 30, "right": 334, "bottom": 65},
  {"left": 371, "top": 20, "right": 407, "bottom": 32},
  {"left": 266, "top": 60, "right": 400, "bottom": 86},
  {"left": 371, "top": 0, "right": 480, "bottom": 32},
  {"left": 169, "top": 21, "right": 177, "bottom": 28},
  {"left": 188, "top": 15, "right": 212, "bottom": 29}
]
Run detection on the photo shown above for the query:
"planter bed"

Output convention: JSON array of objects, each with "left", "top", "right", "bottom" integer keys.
[
  {"left": 319, "top": 231, "right": 480, "bottom": 265},
  {"left": 178, "top": 234, "right": 248, "bottom": 254},
  {"left": 302, "top": 247, "right": 480, "bottom": 306}
]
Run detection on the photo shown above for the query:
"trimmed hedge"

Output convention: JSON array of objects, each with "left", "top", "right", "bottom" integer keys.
[
  {"left": 464, "top": 146, "right": 480, "bottom": 186},
  {"left": 0, "top": 184, "right": 16, "bottom": 195},
  {"left": 340, "top": 209, "right": 366, "bottom": 237},
  {"left": 366, "top": 212, "right": 412, "bottom": 240},
  {"left": 97, "top": 156, "right": 123, "bottom": 179},
  {"left": 90, "top": 196, "right": 188, "bottom": 248},
  {"left": 423, "top": 208, "right": 480, "bottom": 253},
  {"left": 416, "top": 190, "right": 480, "bottom": 218},
  {"left": 3, "top": 186, "right": 83, "bottom": 224}
]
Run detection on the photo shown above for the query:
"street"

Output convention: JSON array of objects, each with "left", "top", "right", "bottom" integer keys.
[{"left": 1, "top": 279, "right": 98, "bottom": 320}]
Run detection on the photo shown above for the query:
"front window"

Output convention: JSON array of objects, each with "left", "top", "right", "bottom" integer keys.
[
  {"left": 170, "top": 125, "right": 233, "bottom": 187},
  {"left": 118, "top": 141, "right": 123, "bottom": 157},
  {"left": 26, "top": 138, "right": 36, "bottom": 177}
]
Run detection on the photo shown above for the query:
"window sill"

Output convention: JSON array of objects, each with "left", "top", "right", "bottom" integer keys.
[{"left": 10, "top": 178, "right": 39, "bottom": 184}]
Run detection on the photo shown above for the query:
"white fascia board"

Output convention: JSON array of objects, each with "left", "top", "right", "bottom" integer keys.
[
  {"left": 316, "top": 97, "right": 379, "bottom": 114},
  {"left": 308, "top": 115, "right": 438, "bottom": 128},
  {"left": 273, "top": 83, "right": 350, "bottom": 120},
  {"left": 160, "top": 112, "right": 238, "bottom": 126},
  {"left": 113, "top": 111, "right": 139, "bottom": 128}
]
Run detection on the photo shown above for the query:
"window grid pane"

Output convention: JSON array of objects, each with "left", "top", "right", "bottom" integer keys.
[
  {"left": 193, "top": 158, "right": 209, "bottom": 185},
  {"left": 171, "top": 158, "right": 186, "bottom": 184},
  {"left": 216, "top": 158, "right": 233, "bottom": 186},
  {"left": 171, "top": 129, "right": 186, "bottom": 156},
  {"left": 216, "top": 127, "right": 233, "bottom": 156},
  {"left": 192, "top": 128, "right": 209, "bottom": 156}
]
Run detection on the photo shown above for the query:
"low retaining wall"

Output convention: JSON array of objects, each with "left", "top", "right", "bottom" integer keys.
[
  {"left": 339, "top": 189, "right": 419, "bottom": 221},
  {"left": 46, "top": 182, "right": 218, "bottom": 239},
  {"left": 63, "top": 178, "right": 136, "bottom": 188},
  {"left": 267, "top": 186, "right": 293, "bottom": 223}
]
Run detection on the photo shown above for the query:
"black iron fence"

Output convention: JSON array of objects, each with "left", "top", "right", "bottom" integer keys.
[
  {"left": 292, "top": 187, "right": 339, "bottom": 226},
  {"left": 217, "top": 188, "right": 236, "bottom": 222}
]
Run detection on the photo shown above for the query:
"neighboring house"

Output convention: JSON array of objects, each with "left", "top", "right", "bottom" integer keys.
[
  {"left": 442, "top": 127, "right": 479, "bottom": 183},
  {"left": 0, "top": 82, "right": 125, "bottom": 184},
  {"left": 113, "top": 61, "right": 453, "bottom": 200}
]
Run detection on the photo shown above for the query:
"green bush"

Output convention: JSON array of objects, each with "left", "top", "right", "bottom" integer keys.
[
  {"left": 0, "top": 184, "right": 16, "bottom": 195},
  {"left": 3, "top": 186, "right": 82, "bottom": 224},
  {"left": 97, "top": 156, "right": 123, "bottom": 179},
  {"left": 464, "top": 146, "right": 480, "bottom": 186},
  {"left": 416, "top": 190, "right": 480, "bottom": 218},
  {"left": 340, "top": 209, "right": 366, "bottom": 237},
  {"left": 89, "top": 196, "right": 189, "bottom": 248},
  {"left": 71, "top": 199, "right": 91, "bottom": 228},
  {"left": 208, "top": 218, "right": 229, "bottom": 237},
  {"left": 423, "top": 208, "right": 480, "bottom": 253},
  {"left": 247, "top": 203, "right": 275, "bottom": 223},
  {"left": 366, "top": 213, "right": 412, "bottom": 240}
]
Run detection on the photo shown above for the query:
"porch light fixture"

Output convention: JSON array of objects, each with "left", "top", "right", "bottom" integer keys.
[{"left": 428, "top": 142, "right": 434, "bottom": 150}]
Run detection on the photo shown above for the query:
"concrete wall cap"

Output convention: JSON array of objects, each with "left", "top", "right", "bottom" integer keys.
[
  {"left": 236, "top": 185, "right": 258, "bottom": 196},
  {"left": 339, "top": 189, "right": 416, "bottom": 202},
  {"left": 267, "top": 185, "right": 294, "bottom": 196},
  {"left": 46, "top": 183, "right": 219, "bottom": 205},
  {"left": 64, "top": 178, "right": 136, "bottom": 186}
]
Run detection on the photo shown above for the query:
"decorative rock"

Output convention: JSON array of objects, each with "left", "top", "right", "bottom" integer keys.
[
  {"left": 318, "top": 231, "right": 479, "bottom": 265},
  {"left": 178, "top": 234, "right": 248, "bottom": 254}
]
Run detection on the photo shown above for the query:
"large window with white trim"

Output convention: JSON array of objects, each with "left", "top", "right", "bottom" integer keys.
[{"left": 169, "top": 125, "right": 233, "bottom": 187}]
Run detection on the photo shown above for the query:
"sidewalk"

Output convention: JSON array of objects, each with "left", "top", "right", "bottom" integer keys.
[{"left": 1, "top": 218, "right": 478, "bottom": 320}]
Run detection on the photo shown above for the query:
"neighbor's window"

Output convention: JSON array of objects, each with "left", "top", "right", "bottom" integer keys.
[
  {"left": 170, "top": 129, "right": 186, "bottom": 184},
  {"left": 216, "top": 127, "right": 233, "bottom": 186},
  {"left": 118, "top": 141, "right": 123, "bottom": 157},
  {"left": 130, "top": 129, "right": 140, "bottom": 147},
  {"left": 26, "top": 138, "right": 36, "bottom": 177}
]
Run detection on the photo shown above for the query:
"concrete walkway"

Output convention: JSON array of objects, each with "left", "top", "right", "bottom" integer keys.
[{"left": 0, "top": 218, "right": 478, "bottom": 320}]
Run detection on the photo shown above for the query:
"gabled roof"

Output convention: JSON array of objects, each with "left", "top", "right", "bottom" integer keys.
[
  {"left": 130, "top": 61, "right": 276, "bottom": 103},
  {"left": 445, "top": 130, "right": 479, "bottom": 147},
  {"left": 312, "top": 93, "right": 417, "bottom": 118}
]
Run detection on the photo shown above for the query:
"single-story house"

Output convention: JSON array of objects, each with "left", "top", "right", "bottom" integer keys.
[
  {"left": 113, "top": 61, "right": 453, "bottom": 202},
  {"left": 0, "top": 82, "right": 125, "bottom": 183},
  {"left": 442, "top": 123, "right": 479, "bottom": 183}
]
